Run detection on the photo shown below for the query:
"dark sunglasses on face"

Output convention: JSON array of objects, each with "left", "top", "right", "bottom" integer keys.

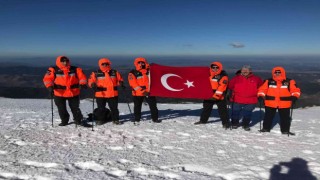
[
  {"left": 101, "top": 63, "right": 110, "bottom": 66},
  {"left": 60, "top": 58, "right": 69, "bottom": 63},
  {"left": 138, "top": 61, "right": 145, "bottom": 64},
  {"left": 211, "top": 65, "right": 219, "bottom": 69},
  {"left": 274, "top": 71, "right": 281, "bottom": 74}
]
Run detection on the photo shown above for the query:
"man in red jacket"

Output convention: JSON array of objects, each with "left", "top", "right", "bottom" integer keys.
[{"left": 228, "top": 65, "right": 263, "bottom": 131}]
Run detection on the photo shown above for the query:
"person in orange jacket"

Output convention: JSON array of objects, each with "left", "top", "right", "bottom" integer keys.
[
  {"left": 43, "top": 56, "right": 89, "bottom": 126},
  {"left": 195, "top": 62, "right": 230, "bottom": 129},
  {"left": 88, "top": 58, "right": 125, "bottom": 125},
  {"left": 258, "top": 66, "right": 301, "bottom": 135},
  {"left": 128, "top": 57, "right": 160, "bottom": 123}
]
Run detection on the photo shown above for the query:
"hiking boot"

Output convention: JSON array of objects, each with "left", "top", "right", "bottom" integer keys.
[
  {"left": 282, "top": 131, "right": 295, "bottom": 136},
  {"left": 231, "top": 124, "right": 240, "bottom": 129},
  {"left": 243, "top": 126, "right": 251, "bottom": 131},
  {"left": 113, "top": 120, "right": 122, "bottom": 125},
  {"left": 223, "top": 124, "right": 230, "bottom": 129},
  {"left": 259, "top": 128, "right": 270, "bottom": 133},
  {"left": 58, "top": 122, "right": 68, "bottom": 126},
  {"left": 194, "top": 121, "right": 206, "bottom": 125},
  {"left": 152, "top": 119, "right": 161, "bottom": 123}
]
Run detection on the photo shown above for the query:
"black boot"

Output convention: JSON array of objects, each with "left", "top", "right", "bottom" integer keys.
[
  {"left": 194, "top": 121, "right": 206, "bottom": 125},
  {"left": 259, "top": 128, "right": 270, "bottom": 133},
  {"left": 113, "top": 120, "right": 123, "bottom": 125},
  {"left": 59, "top": 122, "right": 68, "bottom": 126},
  {"left": 152, "top": 119, "right": 161, "bottom": 123}
]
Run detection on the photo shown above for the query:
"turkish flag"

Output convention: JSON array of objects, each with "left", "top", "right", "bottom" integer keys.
[{"left": 149, "top": 63, "right": 213, "bottom": 99}]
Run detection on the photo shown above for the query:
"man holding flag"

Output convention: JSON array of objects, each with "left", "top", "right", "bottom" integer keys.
[
  {"left": 194, "top": 62, "right": 230, "bottom": 129},
  {"left": 128, "top": 57, "right": 160, "bottom": 123}
]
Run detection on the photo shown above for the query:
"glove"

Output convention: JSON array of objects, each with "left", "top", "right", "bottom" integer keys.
[
  {"left": 226, "top": 90, "right": 233, "bottom": 102},
  {"left": 143, "top": 91, "right": 149, "bottom": 96},
  {"left": 47, "top": 86, "right": 53, "bottom": 92},
  {"left": 210, "top": 97, "right": 218, "bottom": 101},
  {"left": 291, "top": 96, "right": 298, "bottom": 104},
  {"left": 47, "top": 86, "right": 53, "bottom": 96},
  {"left": 91, "top": 83, "right": 97, "bottom": 89},
  {"left": 258, "top": 96, "right": 264, "bottom": 103},
  {"left": 120, "top": 82, "right": 126, "bottom": 90},
  {"left": 80, "top": 84, "right": 87, "bottom": 89}
]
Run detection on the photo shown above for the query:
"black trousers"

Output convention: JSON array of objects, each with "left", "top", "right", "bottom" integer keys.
[
  {"left": 54, "top": 96, "right": 83, "bottom": 124},
  {"left": 200, "top": 99, "right": 229, "bottom": 125},
  {"left": 96, "top": 97, "right": 119, "bottom": 121},
  {"left": 263, "top": 106, "right": 291, "bottom": 132},
  {"left": 133, "top": 96, "right": 158, "bottom": 121}
]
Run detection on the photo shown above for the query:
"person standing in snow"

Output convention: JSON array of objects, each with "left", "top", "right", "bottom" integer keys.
[
  {"left": 227, "top": 65, "right": 263, "bottom": 131},
  {"left": 258, "top": 66, "right": 301, "bottom": 135},
  {"left": 43, "top": 56, "right": 90, "bottom": 127},
  {"left": 88, "top": 58, "right": 125, "bottom": 125},
  {"left": 195, "top": 62, "right": 230, "bottom": 129},
  {"left": 128, "top": 57, "right": 160, "bottom": 123}
]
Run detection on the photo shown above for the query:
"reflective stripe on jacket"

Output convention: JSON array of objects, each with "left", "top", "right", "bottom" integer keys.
[
  {"left": 43, "top": 56, "right": 87, "bottom": 97},
  {"left": 128, "top": 57, "right": 150, "bottom": 96},
  {"left": 209, "top": 62, "right": 228, "bottom": 100},
  {"left": 257, "top": 66, "right": 301, "bottom": 108},
  {"left": 88, "top": 69, "right": 123, "bottom": 98}
]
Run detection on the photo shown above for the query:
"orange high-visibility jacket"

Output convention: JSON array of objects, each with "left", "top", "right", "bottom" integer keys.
[
  {"left": 88, "top": 58, "right": 124, "bottom": 98},
  {"left": 209, "top": 62, "right": 228, "bottom": 100},
  {"left": 258, "top": 66, "right": 301, "bottom": 108},
  {"left": 128, "top": 57, "right": 150, "bottom": 96},
  {"left": 43, "top": 56, "right": 87, "bottom": 97}
]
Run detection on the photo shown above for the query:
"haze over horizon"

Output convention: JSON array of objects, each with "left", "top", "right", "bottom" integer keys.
[{"left": 1, "top": 0, "right": 320, "bottom": 59}]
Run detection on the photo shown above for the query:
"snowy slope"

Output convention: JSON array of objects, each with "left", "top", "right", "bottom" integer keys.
[{"left": 0, "top": 98, "right": 319, "bottom": 180}]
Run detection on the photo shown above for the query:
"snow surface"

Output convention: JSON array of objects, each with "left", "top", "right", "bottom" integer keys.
[{"left": 0, "top": 98, "right": 319, "bottom": 180}]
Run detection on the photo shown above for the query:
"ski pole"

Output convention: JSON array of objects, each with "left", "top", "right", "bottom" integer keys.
[
  {"left": 92, "top": 89, "right": 95, "bottom": 131},
  {"left": 259, "top": 100, "right": 262, "bottom": 132},
  {"left": 51, "top": 92, "right": 54, "bottom": 127},
  {"left": 288, "top": 102, "right": 295, "bottom": 137}
]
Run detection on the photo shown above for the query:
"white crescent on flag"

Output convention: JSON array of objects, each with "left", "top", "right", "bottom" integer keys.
[{"left": 160, "top": 74, "right": 184, "bottom": 92}]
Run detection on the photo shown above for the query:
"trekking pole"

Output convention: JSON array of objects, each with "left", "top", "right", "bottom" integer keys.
[
  {"left": 288, "top": 102, "right": 295, "bottom": 137},
  {"left": 230, "top": 101, "right": 234, "bottom": 130},
  {"left": 92, "top": 89, "right": 95, "bottom": 131},
  {"left": 51, "top": 92, "right": 54, "bottom": 127},
  {"left": 259, "top": 100, "right": 263, "bottom": 132}
]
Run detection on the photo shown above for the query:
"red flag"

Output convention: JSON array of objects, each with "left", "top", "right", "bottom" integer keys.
[{"left": 149, "top": 64, "right": 213, "bottom": 99}]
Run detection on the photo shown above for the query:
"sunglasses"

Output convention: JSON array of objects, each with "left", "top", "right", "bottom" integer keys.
[
  {"left": 211, "top": 65, "right": 219, "bottom": 69},
  {"left": 60, "top": 58, "right": 69, "bottom": 63},
  {"left": 274, "top": 71, "right": 281, "bottom": 74},
  {"left": 138, "top": 61, "right": 145, "bottom": 64},
  {"left": 101, "top": 63, "right": 110, "bottom": 66}
]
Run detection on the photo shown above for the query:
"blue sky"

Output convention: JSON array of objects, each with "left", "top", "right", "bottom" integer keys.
[{"left": 1, "top": 0, "right": 320, "bottom": 57}]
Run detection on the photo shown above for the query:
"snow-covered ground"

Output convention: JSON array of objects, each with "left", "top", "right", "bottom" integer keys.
[{"left": 0, "top": 98, "right": 319, "bottom": 180}]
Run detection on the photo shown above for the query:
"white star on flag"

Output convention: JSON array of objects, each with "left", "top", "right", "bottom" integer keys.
[{"left": 184, "top": 80, "right": 194, "bottom": 88}]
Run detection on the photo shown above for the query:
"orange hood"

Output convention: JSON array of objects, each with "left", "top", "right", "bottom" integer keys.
[
  {"left": 134, "top": 57, "right": 149, "bottom": 71},
  {"left": 98, "top": 58, "right": 111, "bottom": 72},
  {"left": 210, "top": 61, "right": 223, "bottom": 76},
  {"left": 272, "top": 66, "right": 286, "bottom": 81},
  {"left": 56, "top": 56, "right": 70, "bottom": 71}
]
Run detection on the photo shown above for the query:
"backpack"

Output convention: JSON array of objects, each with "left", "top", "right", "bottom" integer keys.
[{"left": 87, "top": 107, "right": 112, "bottom": 125}]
